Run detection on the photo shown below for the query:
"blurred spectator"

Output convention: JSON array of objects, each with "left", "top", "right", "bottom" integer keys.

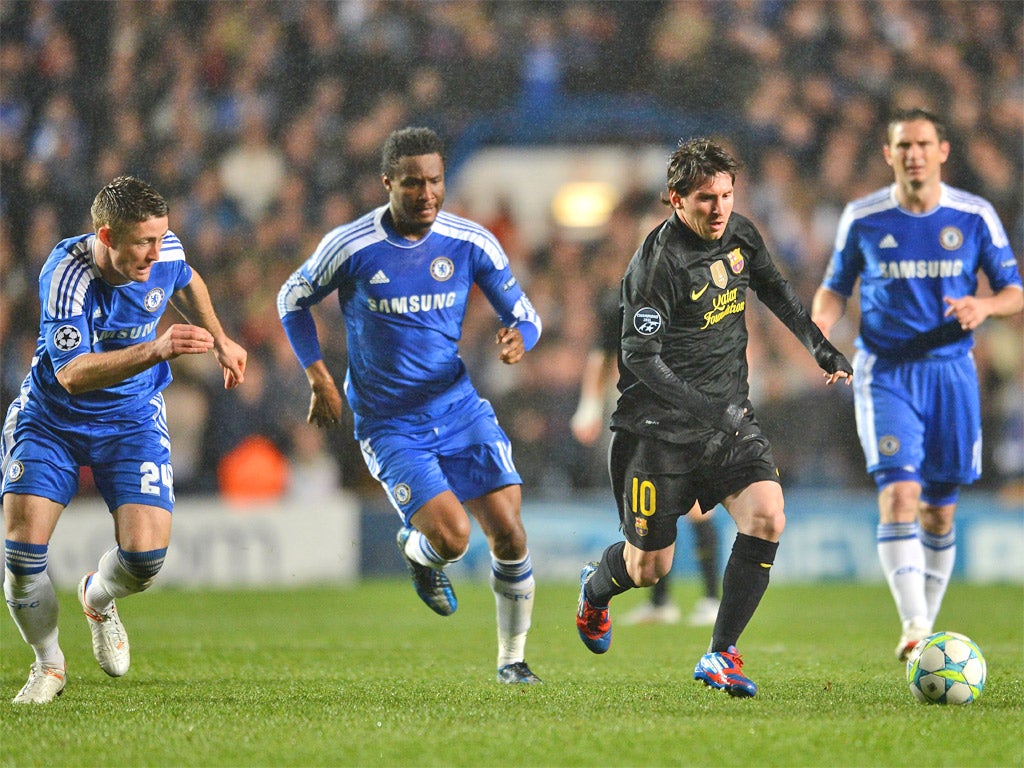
[{"left": 1, "top": 0, "right": 1020, "bottom": 499}]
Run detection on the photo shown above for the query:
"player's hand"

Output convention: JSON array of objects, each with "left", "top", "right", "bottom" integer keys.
[
  {"left": 157, "top": 324, "right": 215, "bottom": 359},
  {"left": 215, "top": 337, "right": 247, "bottom": 389},
  {"left": 824, "top": 369, "right": 853, "bottom": 387},
  {"left": 814, "top": 343, "right": 853, "bottom": 386},
  {"left": 496, "top": 327, "right": 525, "bottom": 365},
  {"left": 701, "top": 404, "right": 746, "bottom": 463},
  {"left": 308, "top": 384, "right": 343, "bottom": 428},
  {"left": 943, "top": 295, "right": 987, "bottom": 331}
]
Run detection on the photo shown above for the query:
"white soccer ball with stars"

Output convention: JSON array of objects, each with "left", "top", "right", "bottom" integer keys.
[{"left": 906, "top": 631, "right": 986, "bottom": 705}]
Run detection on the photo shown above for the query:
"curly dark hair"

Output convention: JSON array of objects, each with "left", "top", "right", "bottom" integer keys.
[{"left": 380, "top": 127, "right": 445, "bottom": 177}]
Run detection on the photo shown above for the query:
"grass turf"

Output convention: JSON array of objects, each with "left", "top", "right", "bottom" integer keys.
[{"left": 1, "top": 580, "right": 1021, "bottom": 767}]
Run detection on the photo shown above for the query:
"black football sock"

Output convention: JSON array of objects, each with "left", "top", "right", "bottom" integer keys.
[
  {"left": 650, "top": 574, "right": 670, "bottom": 607},
  {"left": 711, "top": 533, "right": 778, "bottom": 653},
  {"left": 693, "top": 519, "right": 721, "bottom": 600},
  {"left": 585, "top": 541, "right": 635, "bottom": 607}
]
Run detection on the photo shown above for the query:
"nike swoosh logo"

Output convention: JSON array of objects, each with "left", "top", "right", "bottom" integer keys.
[{"left": 691, "top": 282, "right": 710, "bottom": 301}]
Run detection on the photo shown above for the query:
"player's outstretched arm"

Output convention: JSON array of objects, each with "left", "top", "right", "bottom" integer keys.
[
  {"left": 170, "top": 271, "right": 246, "bottom": 388},
  {"left": 56, "top": 324, "right": 215, "bottom": 395}
]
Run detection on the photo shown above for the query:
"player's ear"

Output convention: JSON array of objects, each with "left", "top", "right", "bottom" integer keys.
[
  {"left": 381, "top": 174, "right": 392, "bottom": 193},
  {"left": 96, "top": 225, "right": 115, "bottom": 248}
]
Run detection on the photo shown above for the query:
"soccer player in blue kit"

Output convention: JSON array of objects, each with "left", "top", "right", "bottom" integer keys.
[
  {"left": 2, "top": 176, "right": 248, "bottom": 703},
  {"left": 812, "top": 108, "right": 1023, "bottom": 660},
  {"left": 278, "top": 127, "right": 543, "bottom": 684}
]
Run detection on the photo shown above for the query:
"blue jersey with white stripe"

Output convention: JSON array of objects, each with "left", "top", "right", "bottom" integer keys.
[
  {"left": 278, "top": 205, "right": 541, "bottom": 435},
  {"left": 822, "top": 183, "right": 1021, "bottom": 358},
  {"left": 18, "top": 232, "right": 192, "bottom": 422}
]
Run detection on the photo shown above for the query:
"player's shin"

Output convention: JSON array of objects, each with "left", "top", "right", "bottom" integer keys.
[
  {"left": 4, "top": 541, "right": 63, "bottom": 666},
  {"left": 490, "top": 552, "right": 534, "bottom": 667},
  {"left": 920, "top": 526, "right": 956, "bottom": 624}
]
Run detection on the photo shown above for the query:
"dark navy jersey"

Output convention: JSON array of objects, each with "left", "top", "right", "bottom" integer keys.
[
  {"left": 16, "top": 232, "right": 191, "bottom": 423},
  {"left": 823, "top": 183, "right": 1022, "bottom": 359},
  {"left": 612, "top": 211, "right": 815, "bottom": 444}
]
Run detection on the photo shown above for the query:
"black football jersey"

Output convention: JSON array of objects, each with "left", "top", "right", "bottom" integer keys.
[{"left": 611, "top": 211, "right": 791, "bottom": 444}]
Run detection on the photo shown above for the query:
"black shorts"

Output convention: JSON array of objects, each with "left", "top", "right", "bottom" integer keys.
[{"left": 608, "top": 427, "right": 779, "bottom": 551}]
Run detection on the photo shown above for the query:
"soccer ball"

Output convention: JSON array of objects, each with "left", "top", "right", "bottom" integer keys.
[{"left": 906, "top": 631, "right": 986, "bottom": 705}]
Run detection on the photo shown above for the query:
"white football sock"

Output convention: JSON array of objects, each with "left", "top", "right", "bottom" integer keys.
[
  {"left": 489, "top": 552, "right": 535, "bottom": 667},
  {"left": 402, "top": 528, "right": 463, "bottom": 568},
  {"left": 877, "top": 522, "right": 928, "bottom": 626},
  {"left": 920, "top": 526, "right": 956, "bottom": 625},
  {"left": 4, "top": 567, "right": 63, "bottom": 667}
]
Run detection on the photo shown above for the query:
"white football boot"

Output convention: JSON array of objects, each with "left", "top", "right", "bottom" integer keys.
[
  {"left": 78, "top": 572, "right": 130, "bottom": 677},
  {"left": 895, "top": 617, "right": 932, "bottom": 662},
  {"left": 12, "top": 663, "right": 66, "bottom": 704}
]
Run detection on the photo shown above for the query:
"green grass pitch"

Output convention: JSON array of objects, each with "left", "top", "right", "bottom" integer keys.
[{"left": 2, "top": 580, "right": 1021, "bottom": 767}]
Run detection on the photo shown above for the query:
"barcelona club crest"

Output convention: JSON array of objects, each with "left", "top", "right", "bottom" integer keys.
[
  {"left": 634, "top": 516, "right": 648, "bottom": 537},
  {"left": 728, "top": 247, "right": 745, "bottom": 274}
]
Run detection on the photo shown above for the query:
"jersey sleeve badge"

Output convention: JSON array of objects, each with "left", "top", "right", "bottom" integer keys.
[{"left": 633, "top": 307, "right": 663, "bottom": 335}]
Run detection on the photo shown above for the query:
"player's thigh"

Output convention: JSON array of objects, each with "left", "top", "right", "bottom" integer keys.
[
  {"left": 3, "top": 493, "right": 64, "bottom": 545},
  {"left": 921, "top": 356, "right": 981, "bottom": 483},
  {"left": 360, "top": 432, "right": 454, "bottom": 525},
  {"left": 613, "top": 431, "right": 700, "bottom": 552},
  {"left": 853, "top": 357, "right": 924, "bottom": 474},
  {"left": 90, "top": 417, "right": 175, "bottom": 513},
  {"left": 2, "top": 414, "right": 80, "bottom": 509},
  {"left": 112, "top": 503, "right": 172, "bottom": 551}
]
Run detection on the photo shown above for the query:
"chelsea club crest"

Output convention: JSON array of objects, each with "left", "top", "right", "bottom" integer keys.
[
  {"left": 429, "top": 257, "right": 454, "bottom": 282},
  {"left": 144, "top": 287, "right": 165, "bottom": 312}
]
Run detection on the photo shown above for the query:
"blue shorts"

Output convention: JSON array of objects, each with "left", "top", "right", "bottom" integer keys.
[
  {"left": 1, "top": 393, "right": 175, "bottom": 512},
  {"left": 852, "top": 350, "right": 981, "bottom": 488},
  {"left": 358, "top": 395, "right": 521, "bottom": 523}
]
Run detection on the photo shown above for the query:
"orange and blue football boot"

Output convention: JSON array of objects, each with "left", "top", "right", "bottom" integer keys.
[{"left": 576, "top": 562, "right": 612, "bottom": 654}]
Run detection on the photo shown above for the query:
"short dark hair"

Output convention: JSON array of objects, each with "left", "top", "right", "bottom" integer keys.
[
  {"left": 666, "top": 138, "right": 741, "bottom": 197},
  {"left": 91, "top": 176, "right": 168, "bottom": 240},
  {"left": 887, "top": 107, "right": 947, "bottom": 143},
  {"left": 380, "top": 127, "right": 445, "bottom": 177}
]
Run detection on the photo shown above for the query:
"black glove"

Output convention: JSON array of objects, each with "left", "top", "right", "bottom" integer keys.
[
  {"left": 702, "top": 403, "right": 745, "bottom": 463},
  {"left": 813, "top": 339, "right": 853, "bottom": 376}
]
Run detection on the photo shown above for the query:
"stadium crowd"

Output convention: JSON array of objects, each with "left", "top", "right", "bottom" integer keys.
[{"left": 1, "top": 0, "right": 1021, "bottom": 501}]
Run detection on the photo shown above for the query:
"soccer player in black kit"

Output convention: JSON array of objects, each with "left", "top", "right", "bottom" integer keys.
[{"left": 575, "top": 138, "right": 853, "bottom": 697}]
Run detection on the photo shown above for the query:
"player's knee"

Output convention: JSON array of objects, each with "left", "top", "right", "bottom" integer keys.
[
  {"left": 431, "top": 527, "right": 470, "bottom": 561},
  {"left": 4, "top": 539, "right": 48, "bottom": 591},
  {"left": 628, "top": 551, "right": 671, "bottom": 587},
  {"left": 748, "top": 507, "right": 785, "bottom": 541},
  {"left": 116, "top": 547, "right": 167, "bottom": 593}
]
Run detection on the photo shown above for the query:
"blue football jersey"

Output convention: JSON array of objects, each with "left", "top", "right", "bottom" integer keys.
[
  {"left": 278, "top": 205, "right": 541, "bottom": 435},
  {"left": 822, "top": 183, "right": 1021, "bottom": 358},
  {"left": 17, "top": 232, "right": 193, "bottom": 422}
]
